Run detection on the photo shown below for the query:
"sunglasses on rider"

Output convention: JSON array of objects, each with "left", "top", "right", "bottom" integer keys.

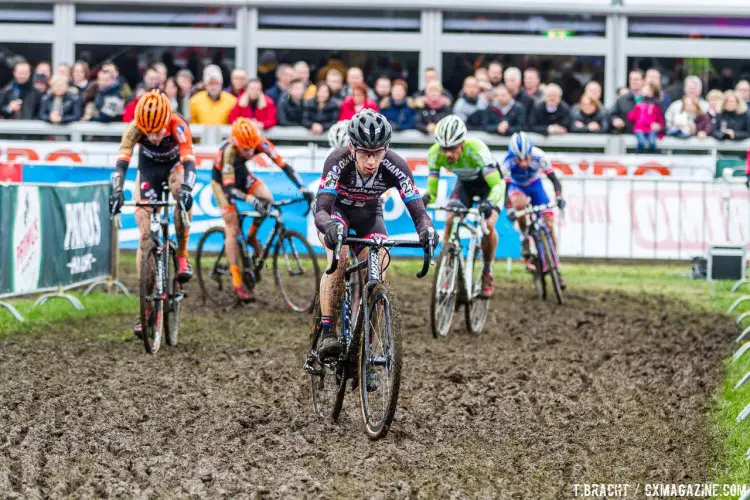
[{"left": 354, "top": 147, "right": 387, "bottom": 160}]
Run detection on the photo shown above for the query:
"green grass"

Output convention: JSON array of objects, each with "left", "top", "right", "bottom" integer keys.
[{"left": 0, "top": 291, "right": 137, "bottom": 338}]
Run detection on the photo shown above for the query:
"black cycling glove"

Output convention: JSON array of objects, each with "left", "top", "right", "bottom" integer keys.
[
  {"left": 419, "top": 227, "right": 437, "bottom": 249},
  {"left": 478, "top": 200, "right": 494, "bottom": 218},
  {"left": 178, "top": 185, "right": 193, "bottom": 212},
  {"left": 324, "top": 222, "right": 344, "bottom": 250},
  {"left": 109, "top": 189, "right": 124, "bottom": 216}
]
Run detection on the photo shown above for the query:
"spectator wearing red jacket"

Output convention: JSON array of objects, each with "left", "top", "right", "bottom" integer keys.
[
  {"left": 228, "top": 78, "right": 277, "bottom": 130},
  {"left": 337, "top": 83, "right": 378, "bottom": 121}
]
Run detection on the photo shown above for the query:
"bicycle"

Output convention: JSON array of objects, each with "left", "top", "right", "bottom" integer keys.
[
  {"left": 123, "top": 186, "right": 186, "bottom": 354},
  {"left": 195, "top": 198, "right": 320, "bottom": 312},
  {"left": 304, "top": 228, "right": 433, "bottom": 439},
  {"left": 430, "top": 202, "right": 490, "bottom": 338},
  {"left": 510, "top": 202, "right": 564, "bottom": 305}
]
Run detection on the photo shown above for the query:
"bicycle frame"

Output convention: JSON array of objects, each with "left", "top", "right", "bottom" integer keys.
[
  {"left": 441, "top": 207, "right": 488, "bottom": 302},
  {"left": 516, "top": 203, "right": 559, "bottom": 271}
]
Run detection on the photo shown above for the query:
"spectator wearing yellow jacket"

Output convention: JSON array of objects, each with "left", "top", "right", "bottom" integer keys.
[{"left": 189, "top": 65, "right": 237, "bottom": 125}]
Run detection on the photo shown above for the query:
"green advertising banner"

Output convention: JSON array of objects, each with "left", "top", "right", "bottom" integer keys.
[{"left": 0, "top": 182, "right": 112, "bottom": 297}]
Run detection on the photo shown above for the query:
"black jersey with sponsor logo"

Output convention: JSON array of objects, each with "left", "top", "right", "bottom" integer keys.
[{"left": 314, "top": 147, "right": 432, "bottom": 236}]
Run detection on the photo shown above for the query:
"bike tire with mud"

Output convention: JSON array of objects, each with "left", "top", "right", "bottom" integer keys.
[
  {"left": 359, "top": 283, "right": 402, "bottom": 439},
  {"left": 540, "top": 230, "right": 564, "bottom": 306},
  {"left": 273, "top": 229, "right": 320, "bottom": 313},
  {"left": 196, "top": 227, "right": 239, "bottom": 308},
  {"left": 140, "top": 242, "right": 164, "bottom": 354},
  {"left": 430, "top": 244, "right": 459, "bottom": 339},
  {"left": 465, "top": 243, "right": 489, "bottom": 334}
]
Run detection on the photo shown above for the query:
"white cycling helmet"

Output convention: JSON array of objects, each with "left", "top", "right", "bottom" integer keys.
[
  {"left": 509, "top": 132, "right": 533, "bottom": 160},
  {"left": 328, "top": 120, "right": 350, "bottom": 149},
  {"left": 434, "top": 115, "right": 467, "bottom": 149}
]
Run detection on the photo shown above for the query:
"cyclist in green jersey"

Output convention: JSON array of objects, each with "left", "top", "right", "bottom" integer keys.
[{"left": 421, "top": 115, "right": 505, "bottom": 297}]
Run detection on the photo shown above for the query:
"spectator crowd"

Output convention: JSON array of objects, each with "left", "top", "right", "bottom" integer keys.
[{"left": 3, "top": 54, "right": 750, "bottom": 150}]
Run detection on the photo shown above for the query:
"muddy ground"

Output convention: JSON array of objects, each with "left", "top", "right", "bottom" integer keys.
[{"left": 0, "top": 264, "right": 734, "bottom": 498}]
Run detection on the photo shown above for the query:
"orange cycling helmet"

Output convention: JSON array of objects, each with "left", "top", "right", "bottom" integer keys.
[
  {"left": 231, "top": 117, "right": 261, "bottom": 149},
  {"left": 135, "top": 90, "right": 172, "bottom": 134}
]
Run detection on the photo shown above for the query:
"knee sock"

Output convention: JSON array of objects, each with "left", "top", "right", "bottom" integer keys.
[
  {"left": 230, "top": 265, "right": 242, "bottom": 287},
  {"left": 321, "top": 315, "right": 332, "bottom": 333}
]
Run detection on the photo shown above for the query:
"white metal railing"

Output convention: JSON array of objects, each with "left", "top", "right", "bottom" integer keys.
[{"left": 0, "top": 121, "right": 748, "bottom": 156}]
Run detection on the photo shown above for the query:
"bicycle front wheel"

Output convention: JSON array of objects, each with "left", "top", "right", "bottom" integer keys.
[
  {"left": 465, "top": 242, "right": 489, "bottom": 334},
  {"left": 540, "top": 229, "right": 564, "bottom": 305},
  {"left": 196, "top": 226, "right": 239, "bottom": 308},
  {"left": 529, "top": 235, "right": 547, "bottom": 300},
  {"left": 140, "top": 242, "right": 164, "bottom": 354},
  {"left": 430, "top": 244, "right": 459, "bottom": 339},
  {"left": 359, "top": 284, "right": 402, "bottom": 440},
  {"left": 273, "top": 230, "right": 320, "bottom": 313},
  {"left": 165, "top": 244, "right": 181, "bottom": 347}
]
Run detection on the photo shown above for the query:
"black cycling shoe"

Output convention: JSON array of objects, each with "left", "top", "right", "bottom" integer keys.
[
  {"left": 133, "top": 320, "right": 143, "bottom": 339},
  {"left": 317, "top": 333, "right": 342, "bottom": 361},
  {"left": 559, "top": 275, "right": 567, "bottom": 290}
]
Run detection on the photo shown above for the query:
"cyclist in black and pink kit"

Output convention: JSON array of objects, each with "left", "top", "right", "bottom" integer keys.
[{"left": 314, "top": 109, "right": 436, "bottom": 359}]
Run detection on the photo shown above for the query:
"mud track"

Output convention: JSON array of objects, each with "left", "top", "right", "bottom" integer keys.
[{"left": 0, "top": 268, "right": 732, "bottom": 498}]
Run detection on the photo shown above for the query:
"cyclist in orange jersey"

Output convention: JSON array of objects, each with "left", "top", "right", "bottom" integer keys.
[
  {"left": 109, "top": 90, "right": 197, "bottom": 336},
  {"left": 212, "top": 117, "right": 313, "bottom": 300}
]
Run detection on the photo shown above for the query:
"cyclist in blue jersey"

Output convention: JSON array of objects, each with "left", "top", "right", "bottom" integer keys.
[{"left": 502, "top": 132, "right": 566, "bottom": 286}]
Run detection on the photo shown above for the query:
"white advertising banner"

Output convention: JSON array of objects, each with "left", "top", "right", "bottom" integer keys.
[
  {"left": 0, "top": 140, "right": 717, "bottom": 179},
  {"left": 558, "top": 179, "right": 750, "bottom": 259}
]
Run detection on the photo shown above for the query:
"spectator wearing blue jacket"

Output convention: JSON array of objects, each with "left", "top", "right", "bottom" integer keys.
[{"left": 380, "top": 79, "right": 416, "bottom": 131}]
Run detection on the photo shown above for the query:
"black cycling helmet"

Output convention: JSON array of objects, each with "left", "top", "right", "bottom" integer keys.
[{"left": 347, "top": 109, "right": 392, "bottom": 149}]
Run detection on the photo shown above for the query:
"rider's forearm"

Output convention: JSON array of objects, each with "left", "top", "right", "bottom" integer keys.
[
  {"left": 113, "top": 160, "right": 128, "bottom": 191},
  {"left": 281, "top": 163, "right": 304, "bottom": 189},
  {"left": 182, "top": 159, "right": 197, "bottom": 189},
  {"left": 313, "top": 193, "right": 336, "bottom": 233},
  {"left": 405, "top": 198, "right": 433, "bottom": 234},
  {"left": 426, "top": 173, "right": 439, "bottom": 204},
  {"left": 483, "top": 169, "right": 505, "bottom": 206},
  {"left": 547, "top": 171, "right": 562, "bottom": 196}
]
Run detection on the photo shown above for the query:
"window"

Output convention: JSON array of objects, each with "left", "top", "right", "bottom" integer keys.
[
  {"left": 0, "top": 3, "right": 53, "bottom": 24},
  {"left": 258, "top": 48, "right": 419, "bottom": 93},
  {"left": 75, "top": 4, "right": 236, "bottom": 28},
  {"left": 442, "top": 53, "right": 605, "bottom": 105},
  {"left": 258, "top": 9, "right": 420, "bottom": 32},
  {"left": 75, "top": 45, "right": 236, "bottom": 88},
  {"left": 628, "top": 56, "right": 750, "bottom": 93},
  {"left": 443, "top": 12, "right": 605, "bottom": 37},
  {"left": 0, "top": 43, "right": 52, "bottom": 86},
  {"left": 629, "top": 16, "right": 750, "bottom": 40}
]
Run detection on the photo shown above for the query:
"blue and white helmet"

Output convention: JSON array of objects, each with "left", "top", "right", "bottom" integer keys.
[
  {"left": 509, "top": 132, "right": 533, "bottom": 160},
  {"left": 327, "top": 120, "right": 350, "bottom": 149}
]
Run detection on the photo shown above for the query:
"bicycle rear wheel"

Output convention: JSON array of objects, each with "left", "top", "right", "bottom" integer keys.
[
  {"left": 274, "top": 230, "right": 320, "bottom": 313},
  {"left": 540, "top": 229, "right": 564, "bottom": 305},
  {"left": 140, "top": 242, "right": 164, "bottom": 354},
  {"left": 165, "top": 244, "right": 181, "bottom": 347},
  {"left": 465, "top": 242, "right": 489, "bottom": 334},
  {"left": 359, "top": 284, "right": 402, "bottom": 439},
  {"left": 430, "top": 243, "right": 459, "bottom": 339},
  {"left": 196, "top": 226, "right": 239, "bottom": 308}
]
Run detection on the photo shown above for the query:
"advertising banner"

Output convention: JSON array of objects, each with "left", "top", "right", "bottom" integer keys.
[
  {"left": 20, "top": 164, "right": 522, "bottom": 259},
  {"left": 0, "top": 182, "right": 112, "bottom": 297}
]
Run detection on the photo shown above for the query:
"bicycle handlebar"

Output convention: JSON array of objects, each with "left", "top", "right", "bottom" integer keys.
[
  {"left": 509, "top": 202, "right": 557, "bottom": 218},
  {"left": 432, "top": 204, "right": 490, "bottom": 236},
  {"left": 124, "top": 200, "right": 175, "bottom": 207},
  {"left": 325, "top": 231, "right": 433, "bottom": 279}
]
